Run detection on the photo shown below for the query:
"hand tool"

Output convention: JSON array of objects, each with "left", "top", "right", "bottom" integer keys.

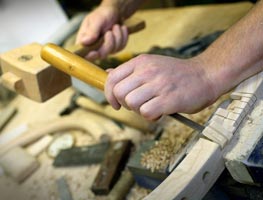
[
  {"left": 56, "top": 177, "right": 73, "bottom": 200},
  {"left": 40, "top": 44, "right": 205, "bottom": 132},
  {"left": 0, "top": 18, "right": 145, "bottom": 102},
  {"left": 91, "top": 140, "right": 133, "bottom": 195}
]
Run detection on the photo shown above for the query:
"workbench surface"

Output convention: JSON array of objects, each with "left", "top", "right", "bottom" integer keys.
[{"left": 0, "top": 2, "right": 253, "bottom": 200}]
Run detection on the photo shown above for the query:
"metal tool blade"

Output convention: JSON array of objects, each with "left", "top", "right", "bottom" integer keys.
[{"left": 170, "top": 113, "right": 205, "bottom": 132}]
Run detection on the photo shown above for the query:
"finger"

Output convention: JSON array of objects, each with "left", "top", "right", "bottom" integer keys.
[
  {"left": 125, "top": 84, "right": 156, "bottom": 113},
  {"left": 105, "top": 62, "right": 135, "bottom": 109},
  {"left": 119, "top": 25, "right": 129, "bottom": 50},
  {"left": 85, "top": 51, "right": 99, "bottom": 61},
  {"left": 112, "top": 25, "right": 123, "bottom": 52},
  {"left": 97, "top": 31, "right": 115, "bottom": 59},
  {"left": 139, "top": 96, "right": 165, "bottom": 121},
  {"left": 106, "top": 68, "right": 114, "bottom": 73},
  {"left": 76, "top": 18, "right": 101, "bottom": 46},
  {"left": 113, "top": 75, "right": 144, "bottom": 109}
]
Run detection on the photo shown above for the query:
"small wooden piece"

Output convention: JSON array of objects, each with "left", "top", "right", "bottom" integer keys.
[
  {"left": 209, "top": 121, "right": 232, "bottom": 141},
  {"left": 0, "top": 147, "right": 39, "bottom": 183},
  {"left": 202, "top": 127, "right": 228, "bottom": 148},
  {"left": 26, "top": 135, "right": 53, "bottom": 157},
  {"left": 107, "top": 170, "right": 135, "bottom": 200},
  {"left": 91, "top": 140, "right": 132, "bottom": 195}
]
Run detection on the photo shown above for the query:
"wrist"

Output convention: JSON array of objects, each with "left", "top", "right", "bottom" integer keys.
[{"left": 190, "top": 54, "right": 223, "bottom": 103}]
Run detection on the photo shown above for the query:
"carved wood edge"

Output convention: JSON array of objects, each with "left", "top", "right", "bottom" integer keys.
[{"left": 145, "top": 71, "right": 263, "bottom": 199}]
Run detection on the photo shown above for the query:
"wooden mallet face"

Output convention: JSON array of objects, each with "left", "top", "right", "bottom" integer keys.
[{"left": 0, "top": 43, "right": 71, "bottom": 102}]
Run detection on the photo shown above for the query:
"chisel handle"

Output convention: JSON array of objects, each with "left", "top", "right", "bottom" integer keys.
[{"left": 41, "top": 43, "right": 107, "bottom": 90}]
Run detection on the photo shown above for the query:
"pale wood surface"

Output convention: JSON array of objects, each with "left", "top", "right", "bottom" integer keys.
[{"left": 118, "top": 2, "right": 252, "bottom": 54}]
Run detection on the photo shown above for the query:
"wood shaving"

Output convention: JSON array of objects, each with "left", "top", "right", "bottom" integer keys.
[{"left": 140, "top": 94, "right": 229, "bottom": 172}]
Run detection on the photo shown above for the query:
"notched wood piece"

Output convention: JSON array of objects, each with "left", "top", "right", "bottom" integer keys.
[
  {"left": 209, "top": 121, "right": 232, "bottom": 141},
  {"left": 202, "top": 127, "right": 227, "bottom": 148},
  {"left": 214, "top": 108, "right": 229, "bottom": 118}
]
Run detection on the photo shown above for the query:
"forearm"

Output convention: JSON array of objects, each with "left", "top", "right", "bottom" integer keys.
[
  {"left": 100, "top": 0, "right": 145, "bottom": 19},
  {"left": 199, "top": 1, "right": 263, "bottom": 98}
]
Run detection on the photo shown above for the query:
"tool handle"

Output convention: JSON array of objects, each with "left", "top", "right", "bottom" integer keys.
[
  {"left": 41, "top": 43, "right": 107, "bottom": 90},
  {"left": 67, "top": 17, "right": 145, "bottom": 57},
  {"left": 41, "top": 18, "right": 145, "bottom": 90}
]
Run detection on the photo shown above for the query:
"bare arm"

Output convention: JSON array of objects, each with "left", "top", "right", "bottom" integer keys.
[
  {"left": 199, "top": 0, "right": 263, "bottom": 98},
  {"left": 100, "top": 0, "right": 144, "bottom": 19},
  {"left": 105, "top": 1, "right": 263, "bottom": 120}
]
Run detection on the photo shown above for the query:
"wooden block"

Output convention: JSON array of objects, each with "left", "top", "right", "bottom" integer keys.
[
  {"left": 202, "top": 127, "right": 227, "bottom": 148},
  {"left": 223, "top": 119, "right": 238, "bottom": 133},
  {"left": 227, "top": 112, "right": 242, "bottom": 122},
  {"left": 214, "top": 108, "right": 229, "bottom": 118},
  {"left": 241, "top": 96, "right": 256, "bottom": 107},
  {"left": 230, "top": 100, "right": 250, "bottom": 114},
  {"left": 91, "top": 140, "right": 132, "bottom": 195},
  {"left": 209, "top": 121, "right": 232, "bottom": 141},
  {"left": 230, "top": 92, "right": 242, "bottom": 100},
  {"left": 0, "top": 43, "right": 71, "bottom": 102},
  {"left": 26, "top": 135, "right": 53, "bottom": 157},
  {"left": 0, "top": 147, "right": 39, "bottom": 182},
  {"left": 231, "top": 92, "right": 257, "bottom": 102},
  {"left": 210, "top": 115, "right": 224, "bottom": 124},
  {"left": 233, "top": 108, "right": 246, "bottom": 120},
  {"left": 233, "top": 72, "right": 263, "bottom": 99}
]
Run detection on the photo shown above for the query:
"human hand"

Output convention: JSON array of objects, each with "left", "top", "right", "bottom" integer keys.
[
  {"left": 105, "top": 54, "right": 218, "bottom": 120},
  {"left": 76, "top": 6, "right": 128, "bottom": 60}
]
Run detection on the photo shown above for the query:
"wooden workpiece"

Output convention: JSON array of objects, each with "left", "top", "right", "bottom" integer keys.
[{"left": 0, "top": 2, "right": 254, "bottom": 200}]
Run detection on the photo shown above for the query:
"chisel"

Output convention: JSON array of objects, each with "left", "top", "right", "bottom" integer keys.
[{"left": 41, "top": 44, "right": 205, "bottom": 132}]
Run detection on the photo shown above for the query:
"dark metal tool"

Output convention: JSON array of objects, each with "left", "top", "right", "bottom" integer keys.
[{"left": 170, "top": 113, "right": 205, "bottom": 132}]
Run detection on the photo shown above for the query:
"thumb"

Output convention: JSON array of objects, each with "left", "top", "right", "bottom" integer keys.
[{"left": 80, "top": 23, "right": 102, "bottom": 45}]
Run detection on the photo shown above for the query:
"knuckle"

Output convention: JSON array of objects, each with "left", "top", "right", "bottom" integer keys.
[
  {"left": 140, "top": 106, "right": 155, "bottom": 121},
  {"left": 136, "top": 54, "right": 149, "bottom": 62},
  {"left": 113, "top": 85, "right": 125, "bottom": 101},
  {"left": 125, "top": 96, "right": 137, "bottom": 111}
]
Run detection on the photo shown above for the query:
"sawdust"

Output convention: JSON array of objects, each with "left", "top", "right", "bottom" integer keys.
[{"left": 140, "top": 94, "right": 229, "bottom": 172}]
